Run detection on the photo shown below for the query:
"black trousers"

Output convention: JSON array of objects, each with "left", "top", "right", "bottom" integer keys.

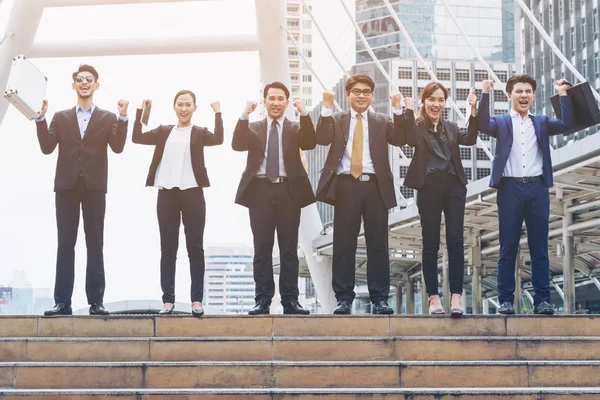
[
  {"left": 416, "top": 172, "right": 466, "bottom": 296},
  {"left": 248, "top": 179, "right": 301, "bottom": 303},
  {"left": 332, "top": 175, "right": 390, "bottom": 302},
  {"left": 54, "top": 177, "right": 106, "bottom": 305},
  {"left": 157, "top": 187, "right": 206, "bottom": 303}
]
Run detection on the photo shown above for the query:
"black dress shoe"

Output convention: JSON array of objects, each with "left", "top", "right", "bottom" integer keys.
[
  {"left": 248, "top": 300, "right": 270, "bottom": 315},
  {"left": 89, "top": 303, "right": 109, "bottom": 316},
  {"left": 372, "top": 299, "right": 394, "bottom": 315},
  {"left": 498, "top": 302, "right": 515, "bottom": 315},
  {"left": 44, "top": 303, "right": 72, "bottom": 316},
  {"left": 533, "top": 301, "right": 554, "bottom": 315},
  {"left": 158, "top": 304, "right": 175, "bottom": 315},
  {"left": 192, "top": 303, "right": 204, "bottom": 317},
  {"left": 333, "top": 300, "right": 352, "bottom": 315},
  {"left": 282, "top": 300, "right": 310, "bottom": 315}
]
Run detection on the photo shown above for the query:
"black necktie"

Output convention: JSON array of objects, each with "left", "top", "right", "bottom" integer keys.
[{"left": 266, "top": 120, "right": 279, "bottom": 182}]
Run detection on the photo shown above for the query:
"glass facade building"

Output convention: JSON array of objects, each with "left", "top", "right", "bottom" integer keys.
[
  {"left": 521, "top": 0, "right": 600, "bottom": 145},
  {"left": 355, "top": 0, "right": 514, "bottom": 63}
]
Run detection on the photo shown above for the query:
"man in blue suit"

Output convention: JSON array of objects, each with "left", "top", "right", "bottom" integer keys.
[{"left": 477, "top": 75, "right": 574, "bottom": 315}]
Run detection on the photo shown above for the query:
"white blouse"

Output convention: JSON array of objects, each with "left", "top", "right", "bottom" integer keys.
[{"left": 154, "top": 126, "right": 198, "bottom": 190}]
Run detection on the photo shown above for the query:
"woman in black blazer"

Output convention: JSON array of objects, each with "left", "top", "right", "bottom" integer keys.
[
  {"left": 132, "top": 90, "right": 223, "bottom": 317},
  {"left": 395, "top": 82, "right": 477, "bottom": 317}
]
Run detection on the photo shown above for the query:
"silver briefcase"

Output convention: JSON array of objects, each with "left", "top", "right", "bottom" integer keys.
[{"left": 3, "top": 55, "right": 48, "bottom": 120}]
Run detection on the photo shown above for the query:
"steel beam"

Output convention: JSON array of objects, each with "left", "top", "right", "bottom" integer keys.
[
  {"left": 562, "top": 199, "right": 575, "bottom": 313},
  {"left": 0, "top": 0, "right": 45, "bottom": 127},
  {"left": 30, "top": 35, "right": 260, "bottom": 58}
]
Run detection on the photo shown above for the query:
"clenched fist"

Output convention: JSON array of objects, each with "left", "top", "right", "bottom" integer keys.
[
  {"left": 482, "top": 80, "right": 494, "bottom": 93},
  {"left": 322, "top": 91, "right": 335, "bottom": 109},
  {"left": 210, "top": 101, "right": 221, "bottom": 113},
  {"left": 141, "top": 99, "right": 152, "bottom": 108},
  {"left": 293, "top": 97, "right": 306, "bottom": 114},
  {"left": 404, "top": 97, "right": 416, "bottom": 111},
  {"left": 117, "top": 99, "right": 129, "bottom": 117},
  {"left": 390, "top": 92, "right": 403, "bottom": 110},
  {"left": 467, "top": 88, "right": 477, "bottom": 116},
  {"left": 554, "top": 79, "right": 571, "bottom": 96},
  {"left": 39, "top": 99, "right": 48, "bottom": 119},
  {"left": 243, "top": 101, "right": 257, "bottom": 117}
]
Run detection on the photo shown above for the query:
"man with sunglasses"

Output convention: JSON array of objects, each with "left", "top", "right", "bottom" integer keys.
[
  {"left": 316, "top": 73, "right": 404, "bottom": 314},
  {"left": 34, "top": 64, "right": 129, "bottom": 316}
]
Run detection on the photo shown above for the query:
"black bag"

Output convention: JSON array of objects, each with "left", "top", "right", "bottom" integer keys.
[{"left": 550, "top": 81, "right": 600, "bottom": 136}]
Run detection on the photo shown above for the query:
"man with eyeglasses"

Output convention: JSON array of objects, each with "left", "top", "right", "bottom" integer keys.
[
  {"left": 34, "top": 64, "right": 129, "bottom": 316},
  {"left": 316, "top": 73, "right": 405, "bottom": 314}
]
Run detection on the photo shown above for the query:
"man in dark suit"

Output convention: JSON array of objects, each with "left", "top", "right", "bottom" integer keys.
[
  {"left": 477, "top": 75, "right": 574, "bottom": 315},
  {"left": 233, "top": 81, "right": 316, "bottom": 315},
  {"left": 35, "top": 64, "right": 128, "bottom": 316},
  {"left": 316, "top": 73, "right": 405, "bottom": 314}
]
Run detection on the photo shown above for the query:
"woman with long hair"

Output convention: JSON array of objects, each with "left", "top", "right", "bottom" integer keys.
[
  {"left": 132, "top": 90, "right": 223, "bottom": 317},
  {"left": 392, "top": 82, "right": 478, "bottom": 317}
]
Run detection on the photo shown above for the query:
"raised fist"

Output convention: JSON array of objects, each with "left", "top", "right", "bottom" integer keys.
[
  {"left": 243, "top": 101, "right": 257, "bottom": 117},
  {"left": 210, "top": 101, "right": 221, "bottom": 113},
  {"left": 293, "top": 97, "right": 306, "bottom": 114},
  {"left": 554, "top": 79, "right": 571, "bottom": 96},
  {"left": 390, "top": 92, "right": 403, "bottom": 110},
  {"left": 322, "top": 91, "right": 335, "bottom": 109},
  {"left": 404, "top": 97, "right": 416, "bottom": 111},
  {"left": 39, "top": 99, "right": 48, "bottom": 119},
  {"left": 467, "top": 88, "right": 477, "bottom": 116},
  {"left": 482, "top": 80, "right": 494, "bottom": 93},
  {"left": 117, "top": 99, "right": 129, "bottom": 117}
]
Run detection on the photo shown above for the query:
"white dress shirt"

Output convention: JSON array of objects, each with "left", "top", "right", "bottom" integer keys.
[
  {"left": 321, "top": 107, "right": 375, "bottom": 175},
  {"left": 154, "top": 126, "right": 199, "bottom": 190},
  {"left": 503, "top": 109, "right": 543, "bottom": 178},
  {"left": 254, "top": 115, "right": 287, "bottom": 177}
]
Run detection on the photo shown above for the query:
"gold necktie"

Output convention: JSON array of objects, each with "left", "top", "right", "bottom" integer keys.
[{"left": 350, "top": 113, "right": 363, "bottom": 179}]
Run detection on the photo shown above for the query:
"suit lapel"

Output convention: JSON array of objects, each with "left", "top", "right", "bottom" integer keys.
[
  {"left": 342, "top": 110, "right": 351, "bottom": 144},
  {"left": 282, "top": 118, "right": 291, "bottom": 155},
  {"left": 504, "top": 114, "right": 514, "bottom": 148},
  {"left": 68, "top": 107, "right": 81, "bottom": 141},
  {"left": 532, "top": 115, "right": 542, "bottom": 144},
  {"left": 190, "top": 125, "right": 200, "bottom": 147},
  {"left": 259, "top": 118, "right": 268, "bottom": 151},
  {"left": 82, "top": 107, "right": 102, "bottom": 141},
  {"left": 443, "top": 120, "right": 455, "bottom": 145},
  {"left": 367, "top": 111, "right": 376, "bottom": 153}
]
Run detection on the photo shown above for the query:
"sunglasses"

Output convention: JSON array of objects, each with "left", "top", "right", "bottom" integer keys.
[
  {"left": 350, "top": 89, "right": 373, "bottom": 96},
  {"left": 74, "top": 76, "right": 96, "bottom": 83}
]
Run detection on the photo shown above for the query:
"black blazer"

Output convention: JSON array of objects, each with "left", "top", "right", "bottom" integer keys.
[
  {"left": 232, "top": 115, "right": 316, "bottom": 208},
  {"left": 132, "top": 108, "right": 223, "bottom": 187},
  {"left": 397, "top": 110, "right": 478, "bottom": 190},
  {"left": 36, "top": 106, "right": 128, "bottom": 193},
  {"left": 315, "top": 110, "right": 404, "bottom": 209}
]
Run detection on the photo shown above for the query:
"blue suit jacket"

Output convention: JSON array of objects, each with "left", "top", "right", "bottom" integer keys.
[{"left": 477, "top": 93, "right": 575, "bottom": 188}]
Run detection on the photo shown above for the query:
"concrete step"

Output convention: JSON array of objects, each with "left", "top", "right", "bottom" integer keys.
[
  {"left": 2, "top": 315, "right": 600, "bottom": 338},
  {"left": 1, "top": 336, "right": 600, "bottom": 362},
  {"left": 2, "top": 387, "right": 600, "bottom": 399},
  {"left": 2, "top": 361, "right": 600, "bottom": 389}
]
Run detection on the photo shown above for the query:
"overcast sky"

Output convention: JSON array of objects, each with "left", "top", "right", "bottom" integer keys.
[{"left": 0, "top": 0, "right": 266, "bottom": 308}]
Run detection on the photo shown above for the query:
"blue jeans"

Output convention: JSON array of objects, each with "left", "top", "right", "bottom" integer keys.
[{"left": 496, "top": 178, "right": 550, "bottom": 305}]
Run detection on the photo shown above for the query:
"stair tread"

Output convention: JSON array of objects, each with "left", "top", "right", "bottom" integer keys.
[
  {"left": 2, "top": 387, "right": 600, "bottom": 394},
  {"left": 2, "top": 335, "right": 600, "bottom": 341},
  {"left": 3, "top": 360, "right": 600, "bottom": 366}
]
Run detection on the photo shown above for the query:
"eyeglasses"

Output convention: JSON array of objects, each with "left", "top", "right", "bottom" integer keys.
[
  {"left": 74, "top": 76, "right": 96, "bottom": 83},
  {"left": 350, "top": 89, "right": 373, "bottom": 96}
]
